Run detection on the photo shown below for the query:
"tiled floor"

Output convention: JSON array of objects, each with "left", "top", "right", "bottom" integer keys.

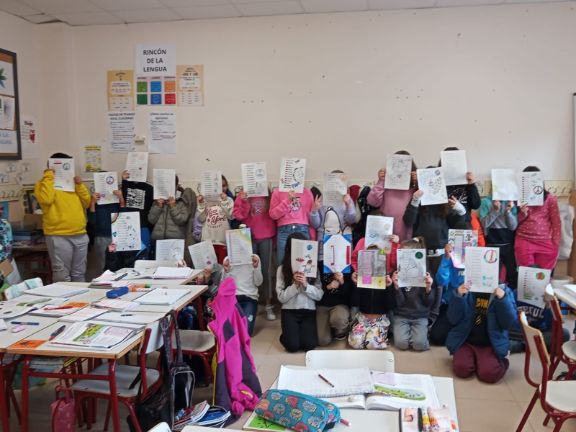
[{"left": 11, "top": 309, "right": 576, "bottom": 431}]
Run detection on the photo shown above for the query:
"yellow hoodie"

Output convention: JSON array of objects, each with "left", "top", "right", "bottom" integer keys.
[{"left": 34, "top": 170, "right": 91, "bottom": 236}]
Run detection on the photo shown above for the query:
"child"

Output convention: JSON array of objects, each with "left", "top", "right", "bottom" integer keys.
[
  {"left": 446, "top": 283, "right": 517, "bottom": 384},
  {"left": 392, "top": 237, "right": 441, "bottom": 351},
  {"left": 148, "top": 175, "right": 190, "bottom": 245},
  {"left": 104, "top": 227, "right": 150, "bottom": 272},
  {"left": 276, "top": 233, "right": 323, "bottom": 353},
  {"left": 515, "top": 166, "right": 561, "bottom": 270},
  {"left": 121, "top": 169, "right": 154, "bottom": 249},
  {"left": 316, "top": 270, "right": 354, "bottom": 346},
  {"left": 223, "top": 254, "right": 263, "bottom": 336},
  {"left": 233, "top": 190, "right": 277, "bottom": 321},
  {"left": 441, "top": 147, "right": 481, "bottom": 222}
]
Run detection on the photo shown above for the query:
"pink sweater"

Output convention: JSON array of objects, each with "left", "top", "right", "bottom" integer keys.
[
  {"left": 517, "top": 194, "right": 561, "bottom": 246},
  {"left": 367, "top": 180, "right": 414, "bottom": 241},
  {"left": 269, "top": 189, "right": 313, "bottom": 227},
  {"left": 233, "top": 196, "right": 276, "bottom": 241}
]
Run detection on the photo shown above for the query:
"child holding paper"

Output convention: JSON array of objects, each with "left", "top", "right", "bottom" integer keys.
[
  {"left": 223, "top": 254, "right": 263, "bottom": 336},
  {"left": 121, "top": 169, "right": 154, "bottom": 248},
  {"left": 148, "top": 175, "right": 190, "bottom": 245},
  {"left": 276, "top": 233, "right": 324, "bottom": 352}
]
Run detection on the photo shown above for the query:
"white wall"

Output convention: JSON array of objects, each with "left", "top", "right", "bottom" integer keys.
[{"left": 16, "top": 2, "right": 576, "bottom": 186}]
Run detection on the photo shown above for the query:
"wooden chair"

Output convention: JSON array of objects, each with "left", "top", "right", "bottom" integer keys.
[
  {"left": 516, "top": 312, "right": 576, "bottom": 432},
  {"left": 305, "top": 349, "right": 395, "bottom": 372},
  {"left": 547, "top": 295, "right": 576, "bottom": 380}
]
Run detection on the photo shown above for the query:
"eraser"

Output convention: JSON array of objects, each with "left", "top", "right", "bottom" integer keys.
[{"left": 11, "top": 325, "right": 25, "bottom": 333}]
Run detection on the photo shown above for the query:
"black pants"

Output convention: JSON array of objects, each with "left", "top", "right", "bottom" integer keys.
[
  {"left": 280, "top": 309, "right": 318, "bottom": 353},
  {"left": 429, "top": 304, "right": 451, "bottom": 346},
  {"left": 489, "top": 243, "right": 518, "bottom": 289}
]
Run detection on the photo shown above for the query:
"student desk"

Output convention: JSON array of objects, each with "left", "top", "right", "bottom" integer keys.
[{"left": 554, "top": 286, "right": 576, "bottom": 310}]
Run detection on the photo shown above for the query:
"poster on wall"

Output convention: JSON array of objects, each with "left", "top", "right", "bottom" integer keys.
[
  {"left": 0, "top": 49, "right": 21, "bottom": 159},
  {"left": 135, "top": 44, "right": 176, "bottom": 77},
  {"left": 84, "top": 145, "right": 102, "bottom": 172},
  {"left": 107, "top": 70, "right": 134, "bottom": 112},
  {"left": 21, "top": 115, "right": 38, "bottom": 159},
  {"left": 136, "top": 75, "right": 176, "bottom": 106},
  {"left": 148, "top": 112, "right": 176, "bottom": 154},
  {"left": 108, "top": 112, "right": 136, "bottom": 153},
  {"left": 177, "top": 65, "right": 204, "bottom": 107}
]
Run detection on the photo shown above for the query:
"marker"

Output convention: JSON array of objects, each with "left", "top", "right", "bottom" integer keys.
[
  {"left": 318, "top": 374, "right": 335, "bottom": 388},
  {"left": 49, "top": 325, "right": 66, "bottom": 340},
  {"left": 120, "top": 314, "right": 133, "bottom": 317},
  {"left": 339, "top": 418, "right": 351, "bottom": 427},
  {"left": 44, "top": 305, "right": 75, "bottom": 310},
  {"left": 417, "top": 407, "right": 423, "bottom": 432},
  {"left": 114, "top": 272, "right": 128, "bottom": 281},
  {"left": 11, "top": 321, "right": 39, "bottom": 326}
]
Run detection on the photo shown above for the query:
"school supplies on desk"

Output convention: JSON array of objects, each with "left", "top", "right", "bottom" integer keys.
[
  {"left": 106, "top": 286, "right": 129, "bottom": 298},
  {"left": 30, "top": 302, "right": 89, "bottom": 317},
  {"left": 136, "top": 287, "right": 189, "bottom": 305},
  {"left": 369, "top": 372, "right": 440, "bottom": 410},
  {"left": 48, "top": 321, "right": 139, "bottom": 349},
  {"left": 9, "top": 339, "right": 46, "bottom": 349},
  {"left": 0, "top": 305, "right": 35, "bottom": 320},
  {"left": 59, "top": 307, "right": 106, "bottom": 322},
  {"left": 400, "top": 406, "right": 458, "bottom": 432},
  {"left": 27, "top": 284, "right": 89, "bottom": 298},
  {"left": 152, "top": 266, "right": 194, "bottom": 279},
  {"left": 92, "top": 298, "right": 139, "bottom": 311}
]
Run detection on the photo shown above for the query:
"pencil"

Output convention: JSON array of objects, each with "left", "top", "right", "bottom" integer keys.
[{"left": 318, "top": 374, "right": 335, "bottom": 388}]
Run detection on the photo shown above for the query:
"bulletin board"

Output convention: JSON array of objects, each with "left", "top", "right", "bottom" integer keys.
[{"left": 0, "top": 48, "right": 21, "bottom": 160}]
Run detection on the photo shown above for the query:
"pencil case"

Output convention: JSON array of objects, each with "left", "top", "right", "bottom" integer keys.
[{"left": 254, "top": 389, "right": 341, "bottom": 432}]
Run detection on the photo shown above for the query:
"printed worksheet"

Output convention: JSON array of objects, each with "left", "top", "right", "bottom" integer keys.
[
  {"left": 448, "top": 229, "right": 478, "bottom": 269},
  {"left": 279, "top": 157, "right": 306, "bottom": 193},
  {"left": 517, "top": 266, "right": 550, "bottom": 308},
  {"left": 125, "top": 152, "right": 148, "bottom": 183},
  {"left": 491, "top": 169, "right": 519, "bottom": 201},
  {"left": 357, "top": 249, "right": 387, "bottom": 289},
  {"left": 241, "top": 162, "right": 268, "bottom": 197},
  {"left": 465, "top": 247, "right": 500, "bottom": 293},
  {"left": 111, "top": 212, "right": 141, "bottom": 251},
  {"left": 518, "top": 171, "right": 544, "bottom": 206},
  {"left": 384, "top": 154, "right": 412, "bottom": 190},
  {"left": 440, "top": 150, "right": 467, "bottom": 186},
  {"left": 322, "top": 233, "right": 352, "bottom": 274},
  {"left": 188, "top": 240, "right": 218, "bottom": 269},
  {"left": 148, "top": 112, "right": 176, "bottom": 154},
  {"left": 226, "top": 227, "right": 253, "bottom": 266},
  {"left": 291, "top": 239, "right": 318, "bottom": 277},
  {"left": 397, "top": 249, "right": 427, "bottom": 287},
  {"left": 416, "top": 168, "right": 448, "bottom": 206},
  {"left": 200, "top": 170, "right": 222, "bottom": 199},
  {"left": 49, "top": 158, "right": 75, "bottom": 192},
  {"left": 153, "top": 168, "right": 176, "bottom": 199},
  {"left": 93, "top": 172, "right": 119, "bottom": 205},
  {"left": 365, "top": 215, "right": 394, "bottom": 253},
  {"left": 322, "top": 172, "right": 347, "bottom": 208},
  {"left": 155, "top": 239, "right": 185, "bottom": 261}
]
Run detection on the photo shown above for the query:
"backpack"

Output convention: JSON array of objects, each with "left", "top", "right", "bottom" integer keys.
[
  {"left": 352, "top": 185, "right": 375, "bottom": 247},
  {"left": 51, "top": 386, "right": 76, "bottom": 432}
]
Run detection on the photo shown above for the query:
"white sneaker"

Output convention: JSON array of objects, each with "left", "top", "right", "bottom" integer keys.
[{"left": 265, "top": 305, "right": 276, "bottom": 321}]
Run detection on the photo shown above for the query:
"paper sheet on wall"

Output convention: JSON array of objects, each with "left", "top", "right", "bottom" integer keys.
[
  {"left": 107, "top": 70, "right": 134, "bottom": 112},
  {"left": 177, "top": 65, "right": 204, "bottom": 107},
  {"left": 148, "top": 112, "right": 176, "bottom": 154},
  {"left": 397, "top": 249, "right": 427, "bottom": 287},
  {"left": 94, "top": 172, "right": 119, "bottom": 205},
  {"left": 136, "top": 76, "right": 176, "bottom": 106},
  {"left": 200, "top": 170, "right": 222, "bottom": 199},
  {"left": 322, "top": 172, "right": 347, "bottom": 208},
  {"left": 365, "top": 215, "right": 393, "bottom": 253},
  {"left": 518, "top": 171, "right": 544, "bottom": 206},
  {"left": 226, "top": 227, "right": 253, "bottom": 266},
  {"left": 440, "top": 150, "right": 467, "bottom": 186},
  {"left": 417, "top": 168, "right": 448, "bottom": 206},
  {"left": 384, "top": 154, "right": 412, "bottom": 190},
  {"left": 241, "top": 162, "right": 268, "bottom": 197},
  {"left": 517, "top": 266, "right": 550, "bottom": 309},
  {"left": 108, "top": 112, "right": 136, "bottom": 153},
  {"left": 153, "top": 168, "right": 175, "bottom": 199},
  {"left": 448, "top": 229, "right": 478, "bottom": 269},
  {"left": 155, "top": 239, "right": 185, "bottom": 261},
  {"left": 49, "top": 158, "right": 75, "bottom": 192},
  {"left": 291, "top": 239, "right": 318, "bottom": 277},
  {"left": 279, "top": 157, "right": 306, "bottom": 193},
  {"left": 125, "top": 152, "right": 148, "bottom": 183},
  {"left": 357, "top": 249, "right": 387, "bottom": 288},
  {"left": 322, "top": 233, "right": 352, "bottom": 274},
  {"left": 491, "top": 169, "right": 519, "bottom": 201},
  {"left": 21, "top": 115, "right": 38, "bottom": 159},
  {"left": 464, "top": 247, "right": 500, "bottom": 293},
  {"left": 84, "top": 145, "right": 102, "bottom": 173},
  {"left": 188, "top": 240, "right": 218, "bottom": 269},
  {"left": 0, "top": 95, "right": 15, "bottom": 130},
  {"left": 111, "top": 212, "right": 141, "bottom": 251}
]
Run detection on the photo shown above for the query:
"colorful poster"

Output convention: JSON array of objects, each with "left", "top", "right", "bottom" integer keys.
[
  {"left": 84, "top": 145, "right": 102, "bottom": 172},
  {"left": 135, "top": 44, "right": 176, "bottom": 77},
  {"left": 107, "top": 70, "right": 134, "bottom": 112},
  {"left": 357, "top": 249, "right": 387, "bottom": 289},
  {"left": 440, "top": 150, "right": 467, "bottom": 186},
  {"left": 465, "top": 247, "right": 500, "bottom": 293},
  {"left": 148, "top": 112, "right": 176, "bottom": 154},
  {"left": 447, "top": 229, "right": 478, "bottom": 269},
  {"left": 125, "top": 151, "right": 148, "bottom": 183},
  {"left": 365, "top": 215, "right": 393, "bottom": 252},
  {"left": 491, "top": 169, "right": 519, "bottom": 201},
  {"left": 155, "top": 239, "right": 185, "bottom": 261},
  {"left": 397, "top": 249, "right": 427, "bottom": 288},
  {"left": 322, "top": 172, "right": 347, "bottom": 208},
  {"left": 323, "top": 233, "right": 352, "bottom": 274},
  {"left": 49, "top": 158, "right": 75, "bottom": 192},
  {"left": 291, "top": 239, "right": 318, "bottom": 277},
  {"left": 200, "top": 170, "right": 222, "bottom": 199},
  {"left": 188, "top": 240, "right": 218, "bottom": 269},
  {"left": 518, "top": 171, "right": 544, "bottom": 206},
  {"left": 136, "top": 76, "right": 176, "bottom": 106},
  {"left": 153, "top": 168, "right": 176, "bottom": 199},
  {"left": 384, "top": 154, "right": 412, "bottom": 190},
  {"left": 241, "top": 162, "right": 268, "bottom": 197},
  {"left": 93, "top": 172, "right": 119, "bottom": 205},
  {"left": 226, "top": 227, "right": 253, "bottom": 266},
  {"left": 108, "top": 112, "right": 135, "bottom": 153},
  {"left": 517, "top": 266, "right": 550, "bottom": 309},
  {"left": 21, "top": 115, "right": 38, "bottom": 159},
  {"left": 417, "top": 168, "right": 448, "bottom": 206},
  {"left": 279, "top": 157, "right": 306, "bottom": 193},
  {"left": 177, "top": 65, "right": 204, "bottom": 107},
  {"left": 111, "top": 212, "right": 141, "bottom": 252}
]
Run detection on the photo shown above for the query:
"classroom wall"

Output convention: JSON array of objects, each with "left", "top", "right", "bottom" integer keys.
[{"left": 11, "top": 2, "right": 576, "bottom": 187}]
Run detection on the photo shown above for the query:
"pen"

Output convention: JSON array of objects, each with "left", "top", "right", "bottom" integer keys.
[
  {"left": 418, "top": 407, "right": 423, "bottom": 432},
  {"left": 49, "top": 325, "right": 66, "bottom": 340},
  {"left": 44, "top": 305, "right": 75, "bottom": 310},
  {"left": 318, "top": 374, "right": 335, "bottom": 388},
  {"left": 120, "top": 314, "right": 133, "bottom": 317},
  {"left": 114, "top": 272, "right": 128, "bottom": 281},
  {"left": 11, "top": 321, "right": 39, "bottom": 326}
]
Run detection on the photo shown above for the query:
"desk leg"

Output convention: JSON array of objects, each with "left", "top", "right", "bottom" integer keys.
[
  {"left": 20, "top": 357, "right": 30, "bottom": 432},
  {"left": 0, "top": 354, "right": 10, "bottom": 432},
  {"left": 195, "top": 297, "right": 206, "bottom": 330},
  {"left": 108, "top": 361, "right": 121, "bottom": 432}
]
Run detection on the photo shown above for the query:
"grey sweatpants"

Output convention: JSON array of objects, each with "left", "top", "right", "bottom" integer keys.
[
  {"left": 93, "top": 236, "right": 112, "bottom": 274},
  {"left": 253, "top": 238, "right": 274, "bottom": 305},
  {"left": 45, "top": 234, "right": 89, "bottom": 282}
]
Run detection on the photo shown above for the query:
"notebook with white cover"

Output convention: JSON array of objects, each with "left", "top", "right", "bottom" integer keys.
[
  {"left": 152, "top": 267, "right": 193, "bottom": 279},
  {"left": 136, "top": 288, "right": 189, "bottom": 305},
  {"left": 49, "top": 322, "right": 139, "bottom": 349},
  {"left": 27, "top": 284, "right": 89, "bottom": 298},
  {"left": 60, "top": 307, "right": 106, "bottom": 322},
  {"left": 96, "top": 311, "right": 165, "bottom": 324},
  {"left": 93, "top": 299, "right": 139, "bottom": 311}
]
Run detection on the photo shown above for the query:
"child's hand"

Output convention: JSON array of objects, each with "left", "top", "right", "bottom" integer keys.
[
  {"left": 388, "top": 234, "right": 399, "bottom": 244},
  {"left": 424, "top": 272, "right": 433, "bottom": 293},
  {"left": 343, "top": 194, "right": 353, "bottom": 207},
  {"left": 222, "top": 258, "right": 231, "bottom": 273},
  {"left": 377, "top": 169, "right": 386, "bottom": 181},
  {"left": 108, "top": 243, "right": 117, "bottom": 253},
  {"left": 157, "top": 198, "right": 165, "bottom": 208},
  {"left": 334, "top": 272, "right": 344, "bottom": 285},
  {"left": 198, "top": 195, "right": 204, "bottom": 204},
  {"left": 494, "top": 286, "right": 506, "bottom": 299},
  {"left": 444, "top": 243, "right": 453, "bottom": 258},
  {"left": 466, "top": 171, "right": 475, "bottom": 184},
  {"left": 44, "top": 168, "right": 55, "bottom": 175},
  {"left": 351, "top": 272, "right": 358, "bottom": 284},
  {"left": 313, "top": 195, "right": 322, "bottom": 210},
  {"left": 506, "top": 201, "right": 514, "bottom": 213},
  {"left": 413, "top": 190, "right": 424, "bottom": 199},
  {"left": 288, "top": 191, "right": 296, "bottom": 201},
  {"left": 74, "top": 176, "right": 83, "bottom": 185},
  {"left": 113, "top": 190, "right": 123, "bottom": 199},
  {"left": 167, "top": 196, "right": 176, "bottom": 208},
  {"left": 391, "top": 271, "right": 399, "bottom": 289},
  {"left": 411, "top": 171, "right": 417, "bottom": 183},
  {"left": 252, "top": 255, "right": 260, "bottom": 268},
  {"left": 327, "top": 280, "right": 340, "bottom": 290},
  {"left": 92, "top": 192, "right": 100, "bottom": 202},
  {"left": 519, "top": 203, "right": 528, "bottom": 216},
  {"left": 122, "top": 170, "right": 130, "bottom": 181},
  {"left": 448, "top": 195, "right": 458, "bottom": 208},
  {"left": 220, "top": 192, "right": 227, "bottom": 201},
  {"left": 492, "top": 200, "right": 501, "bottom": 211},
  {"left": 457, "top": 283, "right": 469, "bottom": 297},
  {"left": 387, "top": 274, "right": 393, "bottom": 287},
  {"left": 293, "top": 272, "right": 307, "bottom": 287},
  {"left": 238, "top": 191, "right": 248, "bottom": 201}
]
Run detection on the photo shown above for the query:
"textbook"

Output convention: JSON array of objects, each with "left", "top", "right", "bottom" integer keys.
[
  {"left": 49, "top": 322, "right": 139, "bottom": 349},
  {"left": 152, "top": 266, "right": 194, "bottom": 279},
  {"left": 27, "top": 284, "right": 89, "bottom": 298},
  {"left": 136, "top": 287, "right": 189, "bottom": 305}
]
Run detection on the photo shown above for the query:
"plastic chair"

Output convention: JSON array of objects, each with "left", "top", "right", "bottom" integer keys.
[
  {"left": 516, "top": 312, "right": 576, "bottom": 432},
  {"left": 547, "top": 295, "right": 576, "bottom": 380},
  {"left": 305, "top": 349, "right": 395, "bottom": 372},
  {"left": 173, "top": 329, "right": 216, "bottom": 385}
]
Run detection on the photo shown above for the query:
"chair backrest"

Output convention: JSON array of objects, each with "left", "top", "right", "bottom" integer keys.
[
  {"left": 519, "top": 311, "right": 550, "bottom": 388},
  {"left": 305, "top": 349, "right": 395, "bottom": 372}
]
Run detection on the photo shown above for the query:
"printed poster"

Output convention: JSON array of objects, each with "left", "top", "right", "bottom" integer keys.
[
  {"left": 94, "top": 172, "right": 119, "bottom": 205},
  {"left": 177, "top": 65, "right": 204, "bottom": 107},
  {"left": 491, "top": 169, "right": 519, "bottom": 201},
  {"left": 153, "top": 169, "right": 176, "bottom": 200},
  {"left": 417, "top": 168, "right": 448, "bottom": 206},
  {"left": 107, "top": 70, "right": 134, "bottom": 112},
  {"left": 125, "top": 151, "right": 148, "bottom": 183},
  {"left": 84, "top": 145, "right": 102, "bottom": 173},
  {"left": 241, "top": 162, "right": 268, "bottom": 197},
  {"left": 518, "top": 171, "right": 544, "bottom": 206},
  {"left": 323, "top": 233, "right": 352, "bottom": 274},
  {"left": 135, "top": 44, "right": 176, "bottom": 77},
  {"left": 21, "top": 115, "right": 38, "bottom": 159},
  {"left": 322, "top": 172, "right": 347, "bottom": 208},
  {"left": 279, "top": 157, "right": 306, "bottom": 193},
  {"left": 365, "top": 215, "right": 393, "bottom": 253},
  {"left": 384, "top": 154, "right": 412, "bottom": 190},
  {"left": 111, "top": 212, "right": 141, "bottom": 252},
  {"left": 108, "top": 112, "right": 136, "bottom": 153},
  {"left": 155, "top": 239, "right": 185, "bottom": 262},
  {"left": 397, "top": 249, "right": 427, "bottom": 288},
  {"left": 200, "top": 170, "right": 222, "bottom": 199},
  {"left": 188, "top": 240, "right": 218, "bottom": 269},
  {"left": 440, "top": 150, "right": 467, "bottom": 186},
  {"left": 0, "top": 95, "right": 15, "bottom": 130},
  {"left": 517, "top": 266, "right": 550, "bottom": 309},
  {"left": 49, "top": 158, "right": 75, "bottom": 192},
  {"left": 226, "top": 227, "right": 253, "bottom": 266},
  {"left": 448, "top": 229, "right": 478, "bottom": 269},
  {"left": 465, "top": 247, "right": 500, "bottom": 293},
  {"left": 136, "top": 75, "right": 176, "bottom": 106},
  {"left": 357, "top": 249, "right": 387, "bottom": 289},
  {"left": 148, "top": 112, "right": 176, "bottom": 154},
  {"left": 291, "top": 239, "right": 318, "bottom": 277}
]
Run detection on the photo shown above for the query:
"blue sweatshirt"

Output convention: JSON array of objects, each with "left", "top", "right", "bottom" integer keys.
[{"left": 435, "top": 255, "right": 465, "bottom": 305}]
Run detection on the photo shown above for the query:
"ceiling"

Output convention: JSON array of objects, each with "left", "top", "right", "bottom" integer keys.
[{"left": 0, "top": 0, "right": 570, "bottom": 26}]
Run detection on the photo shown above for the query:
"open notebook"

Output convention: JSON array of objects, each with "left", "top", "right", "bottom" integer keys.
[
  {"left": 27, "top": 284, "right": 89, "bottom": 298},
  {"left": 136, "top": 288, "right": 189, "bottom": 305},
  {"left": 152, "top": 267, "right": 194, "bottom": 279}
]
